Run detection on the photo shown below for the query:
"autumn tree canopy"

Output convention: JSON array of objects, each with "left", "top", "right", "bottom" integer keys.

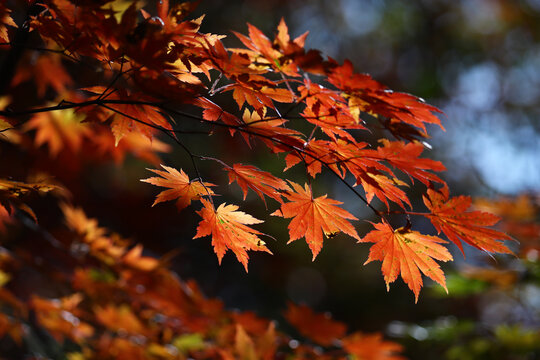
[{"left": 0, "top": 0, "right": 515, "bottom": 358}]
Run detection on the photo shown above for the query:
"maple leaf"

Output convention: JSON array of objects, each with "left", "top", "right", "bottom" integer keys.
[
  {"left": 358, "top": 172, "right": 410, "bottom": 210},
  {"left": 141, "top": 165, "right": 215, "bottom": 211},
  {"left": 474, "top": 194, "right": 536, "bottom": 221},
  {"left": 234, "top": 324, "right": 257, "bottom": 360},
  {"left": 122, "top": 244, "right": 160, "bottom": 271},
  {"left": 61, "top": 204, "right": 133, "bottom": 264},
  {"left": 61, "top": 204, "right": 107, "bottom": 242},
  {"left": 232, "top": 19, "right": 307, "bottom": 77},
  {"left": 226, "top": 76, "right": 294, "bottom": 112},
  {"left": 423, "top": 186, "right": 513, "bottom": 255},
  {"left": 284, "top": 302, "right": 346, "bottom": 346},
  {"left": 204, "top": 39, "right": 258, "bottom": 78},
  {"left": 0, "top": 176, "right": 63, "bottom": 227},
  {"left": 232, "top": 311, "right": 271, "bottom": 336},
  {"left": 0, "top": 3, "right": 16, "bottom": 43},
  {"left": 226, "top": 164, "right": 289, "bottom": 206},
  {"left": 284, "top": 138, "right": 411, "bottom": 209},
  {"left": 284, "top": 139, "right": 342, "bottom": 178},
  {"left": 195, "top": 97, "right": 244, "bottom": 137},
  {"left": 92, "top": 127, "right": 171, "bottom": 166},
  {"left": 194, "top": 199, "right": 271, "bottom": 271},
  {"left": 95, "top": 304, "right": 148, "bottom": 336},
  {"left": 239, "top": 108, "right": 304, "bottom": 152},
  {"left": 376, "top": 139, "right": 446, "bottom": 185},
  {"left": 322, "top": 140, "right": 412, "bottom": 209},
  {"left": 271, "top": 181, "right": 360, "bottom": 260},
  {"left": 31, "top": 294, "right": 94, "bottom": 342},
  {"left": 328, "top": 60, "right": 443, "bottom": 134},
  {"left": 24, "top": 109, "right": 90, "bottom": 157},
  {"left": 342, "top": 332, "right": 404, "bottom": 360},
  {"left": 361, "top": 221, "right": 453, "bottom": 302},
  {"left": 83, "top": 87, "right": 173, "bottom": 145},
  {"left": 299, "top": 80, "right": 365, "bottom": 141},
  {"left": 11, "top": 55, "right": 73, "bottom": 97}
]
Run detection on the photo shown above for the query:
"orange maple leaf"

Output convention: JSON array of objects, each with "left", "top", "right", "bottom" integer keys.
[
  {"left": 284, "top": 302, "right": 346, "bottom": 347},
  {"left": 61, "top": 204, "right": 107, "bottom": 242},
  {"left": 423, "top": 186, "right": 513, "bottom": 255},
  {"left": 95, "top": 304, "right": 148, "bottom": 337},
  {"left": 232, "top": 324, "right": 258, "bottom": 360},
  {"left": 342, "top": 332, "right": 404, "bottom": 360},
  {"left": 141, "top": 165, "right": 215, "bottom": 211},
  {"left": 284, "top": 139, "right": 412, "bottom": 209},
  {"left": 194, "top": 199, "right": 271, "bottom": 271},
  {"left": 0, "top": 3, "right": 16, "bottom": 43},
  {"left": 12, "top": 55, "right": 72, "bottom": 97},
  {"left": 226, "top": 164, "right": 289, "bottom": 206},
  {"left": 24, "top": 109, "right": 90, "bottom": 157},
  {"left": 376, "top": 139, "right": 446, "bottom": 185},
  {"left": 122, "top": 244, "right": 160, "bottom": 272},
  {"left": 328, "top": 60, "right": 443, "bottom": 134},
  {"left": 240, "top": 108, "right": 304, "bottom": 152},
  {"left": 92, "top": 127, "right": 171, "bottom": 166},
  {"left": 233, "top": 19, "right": 307, "bottom": 77},
  {"left": 31, "top": 294, "right": 94, "bottom": 342},
  {"left": 82, "top": 87, "right": 173, "bottom": 145},
  {"left": 271, "top": 182, "right": 360, "bottom": 260},
  {"left": 227, "top": 78, "right": 294, "bottom": 112},
  {"left": 361, "top": 221, "right": 453, "bottom": 302}
]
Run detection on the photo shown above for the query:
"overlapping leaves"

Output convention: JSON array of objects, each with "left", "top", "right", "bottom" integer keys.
[{"left": 1, "top": 0, "right": 513, "bottom": 303}]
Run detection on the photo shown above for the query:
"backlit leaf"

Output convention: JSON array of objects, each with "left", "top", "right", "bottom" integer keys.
[
  {"left": 361, "top": 221, "right": 453, "bottom": 302},
  {"left": 225, "top": 163, "right": 289, "bottom": 206},
  {"left": 194, "top": 199, "right": 271, "bottom": 271},
  {"left": 272, "top": 181, "right": 360, "bottom": 259},
  {"left": 141, "top": 165, "right": 215, "bottom": 211},
  {"left": 423, "top": 186, "right": 513, "bottom": 255}
]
